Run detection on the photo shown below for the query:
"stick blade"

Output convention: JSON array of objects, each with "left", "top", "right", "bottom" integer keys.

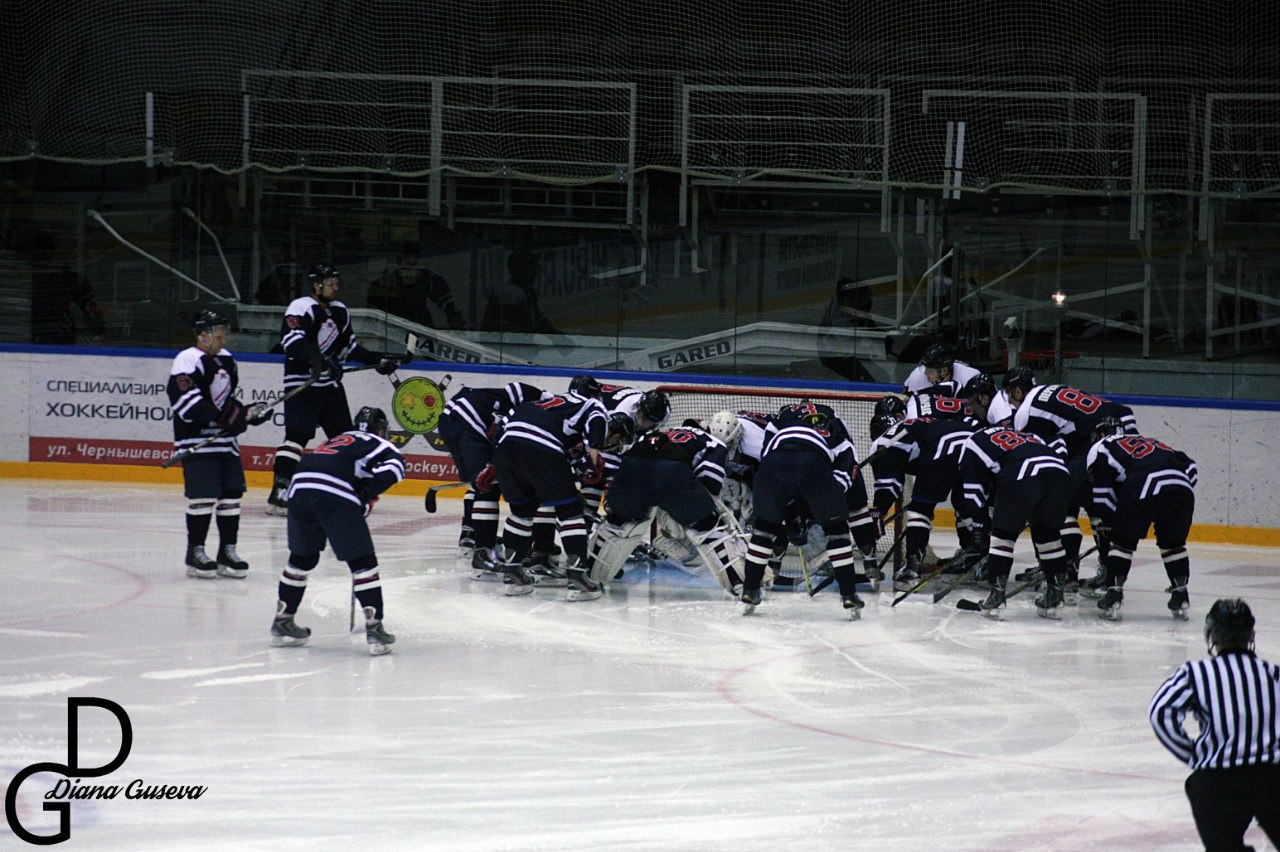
[
  {"left": 956, "top": 598, "right": 984, "bottom": 611},
  {"left": 424, "top": 489, "right": 438, "bottom": 513}
]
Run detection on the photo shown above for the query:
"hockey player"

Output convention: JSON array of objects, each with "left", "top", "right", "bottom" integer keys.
[
  {"left": 962, "top": 372, "right": 1016, "bottom": 427},
  {"left": 739, "top": 403, "right": 867, "bottom": 619},
  {"left": 901, "top": 343, "right": 982, "bottom": 396},
  {"left": 578, "top": 380, "right": 669, "bottom": 520},
  {"left": 168, "top": 309, "right": 271, "bottom": 579},
  {"left": 270, "top": 407, "right": 405, "bottom": 655},
  {"left": 869, "top": 413, "right": 978, "bottom": 591},
  {"left": 904, "top": 391, "right": 980, "bottom": 424},
  {"left": 438, "top": 380, "right": 547, "bottom": 559},
  {"left": 266, "top": 263, "right": 407, "bottom": 516},
  {"left": 1011, "top": 375, "right": 1140, "bottom": 596},
  {"left": 586, "top": 425, "right": 742, "bottom": 596},
  {"left": 484, "top": 387, "right": 612, "bottom": 599},
  {"left": 956, "top": 426, "right": 1073, "bottom": 619},
  {"left": 1084, "top": 418, "right": 1198, "bottom": 621}
]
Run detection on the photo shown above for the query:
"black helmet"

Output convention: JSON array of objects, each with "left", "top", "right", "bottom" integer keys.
[
  {"left": 1205, "top": 598, "right": 1255, "bottom": 654},
  {"left": 1002, "top": 365, "right": 1037, "bottom": 393},
  {"left": 1092, "top": 415, "right": 1125, "bottom": 443},
  {"left": 353, "top": 406, "right": 389, "bottom": 438},
  {"left": 308, "top": 263, "right": 340, "bottom": 287},
  {"left": 873, "top": 395, "right": 906, "bottom": 419},
  {"left": 920, "top": 343, "right": 955, "bottom": 370},
  {"left": 607, "top": 412, "right": 636, "bottom": 446},
  {"left": 638, "top": 390, "right": 670, "bottom": 425},
  {"left": 870, "top": 412, "right": 899, "bottom": 440},
  {"left": 568, "top": 375, "right": 601, "bottom": 398},
  {"left": 963, "top": 373, "right": 997, "bottom": 401},
  {"left": 191, "top": 308, "right": 229, "bottom": 334}
]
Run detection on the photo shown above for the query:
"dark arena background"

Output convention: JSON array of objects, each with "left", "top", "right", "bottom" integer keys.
[{"left": 1, "top": 4, "right": 1277, "bottom": 850}]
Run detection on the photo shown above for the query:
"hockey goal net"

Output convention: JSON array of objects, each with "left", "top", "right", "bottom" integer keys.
[{"left": 655, "top": 384, "right": 905, "bottom": 584}]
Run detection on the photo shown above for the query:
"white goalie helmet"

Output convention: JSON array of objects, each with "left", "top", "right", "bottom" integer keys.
[{"left": 707, "top": 410, "right": 743, "bottom": 451}]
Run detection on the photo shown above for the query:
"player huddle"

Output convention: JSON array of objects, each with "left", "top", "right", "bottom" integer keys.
[{"left": 168, "top": 293, "right": 1199, "bottom": 650}]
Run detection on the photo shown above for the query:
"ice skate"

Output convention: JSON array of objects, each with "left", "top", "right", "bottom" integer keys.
[
  {"left": 265, "top": 478, "right": 289, "bottom": 517},
  {"left": 1097, "top": 587, "right": 1124, "bottom": 621},
  {"left": 892, "top": 566, "right": 920, "bottom": 593},
  {"left": 981, "top": 581, "right": 1006, "bottom": 620},
  {"left": 565, "top": 562, "right": 603, "bottom": 602},
  {"left": 1167, "top": 581, "right": 1190, "bottom": 620},
  {"left": 1035, "top": 580, "right": 1064, "bottom": 620},
  {"left": 740, "top": 586, "right": 762, "bottom": 616},
  {"left": 502, "top": 559, "right": 538, "bottom": 596},
  {"left": 270, "top": 601, "right": 310, "bottom": 647},
  {"left": 185, "top": 544, "right": 217, "bottom": 579},
  {"left": 842, "top": 592, "right": 865, "bottom": 621},
  {"left": 470, "top": 548, "right": 506, "bottom": 582},
  {"left": 524, "top": 551, "right": 567, "bottom": 587},
  {"left": 215, "top": 543, "right": 249, "bottom": 578},
  {"left": 1063, "top": 577, "right": 1080, "bottom": 607},
  {"left": 862, "top": 557, "right": 882, "bottom": 593},
  {"left": 363, "top": 606, "right": 395, "bottom": 655},
  {"left": 1080, "top": 564, "right": 1107, "bottom": 598}
]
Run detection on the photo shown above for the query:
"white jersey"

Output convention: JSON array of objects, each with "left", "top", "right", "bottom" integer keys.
[
  {"left": 902, "top": 359, "right": 981, "bottom": 395},
  {"left": 985, "top": 390, "right": 1015, "bottom": 427}
]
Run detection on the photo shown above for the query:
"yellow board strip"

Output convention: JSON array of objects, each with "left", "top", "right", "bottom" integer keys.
[{"left": 2, "top": 462, "right": 1277, "bottom": 546}]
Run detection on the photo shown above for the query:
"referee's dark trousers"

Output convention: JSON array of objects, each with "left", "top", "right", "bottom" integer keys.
[{"left": 1185, "top": 763, "right": 1280, "bottom": 851}]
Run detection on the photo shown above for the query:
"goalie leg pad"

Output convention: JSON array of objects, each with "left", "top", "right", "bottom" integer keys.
[
  {"left": 588, "top": 517, "right": 650, "bottom": 585},
  {"left": 652, "top": 510, "right": 701, "bottom": 569},
  {"left": 689, "top": 522, "right": 747, "bottom": 593}
]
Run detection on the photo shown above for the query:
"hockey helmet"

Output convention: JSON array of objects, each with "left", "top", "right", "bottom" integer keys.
[
  {"left": 963, "top": 373, "right": 997, "bottom": 401},
  {"left": 353, "top": 406, "right": 389, "bottom": 438},
  {"left": 307, "top": 263, "right": 340, "bottom": 290},
  {"left": 870, "top": 412, "right": 899, "bottom": 440},
  {"left": 607, "top": 412, "right": 636, "bottom": 448},
  {"left": 638, "top": 390, "right": 670, "bottom": 426},
  {"left": 1204, "top": 598, "right": 1255, "bottom": 654},
  {"left": 1091, "top": 415, "right": 1125, "bottom": 443},
  {"left": 568, "top": 374, "right": 602, "bottom": 398},
  {"left": 707, "top": 410, "right": 743, "bottom": 451},
  {"left": 190, "top": 308, "right": 229, "bottom": 335},
  {"left": 920, "top": 343, "right": 955, "bottom": 370},
  {"left": 873, "top": 395, "right": 906, "bottom": 420},
  {"left": 1002, "top": 365, "right": 1037, "bottom": 393}
]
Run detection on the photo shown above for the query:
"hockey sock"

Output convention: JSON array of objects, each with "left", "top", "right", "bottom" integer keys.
[
  {"left": 185, "top": 499, "right": 215, "bottom": 547},
  {"left": 904, "top": 513, "right": 932, "bottom": 565},
  {"left": 955, "top": 518, "right": 973, "bottom": 552},
  {"left": 215, "top": 497, "right": 241, "bottom": 546},
  {"left": 553, "top": 502, "right": 589, "bottom": 562},
  {"left": 277, "top": 552, "right": 319, "bottom": 615},
  {"left": 501, "top": 507, "right": 536, "bottom": 562},
  {"left": 743, "top": 522, "right": 781, "bottom": 592},
  {"left": 820, "top": 523, "right": 858, "bottom": 595},
  {"left": 1033, "top": 536, "right": 1068, "bottom": 585},
  {"left": 987, "top": 534, "right": 1016, "bottom": 584},
  {"left": 1060, "top": 517, "right": 1082, "bottom": 565},
  {"left": 349, "top": 554, "right": 383, "bottom": 620},
  {"left": 471, "top": 495, "right": 501, "bottom": 549},
  {"left": 846, "top": 508, "right": 878, "bottom": 554},
  {"left": 461, "top": 489, "right": 476, "bottom": 535},
  {"left": 272, "top": 440, "right": 304, "bottom": 481},
  {"left": 1160, "top": 546, "right": 1190, "bottom": 585},
  {"left": 533, "top": 506, "right": 558, "bottom": 554},
  {"left": 1105, "top": 545, "right": 1134, "bottom": 587}
]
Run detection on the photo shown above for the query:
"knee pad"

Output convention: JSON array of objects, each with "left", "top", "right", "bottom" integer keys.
[{"left": 287, "top": 552, "right": 320, "bottom": 573}]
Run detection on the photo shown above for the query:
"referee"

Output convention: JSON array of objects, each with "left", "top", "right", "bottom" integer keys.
[{"left": 1149, "top": 598, "right": 1280, "bottom": 851}]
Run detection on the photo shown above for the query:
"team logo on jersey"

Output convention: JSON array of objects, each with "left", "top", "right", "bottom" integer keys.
[{"left": 390, "top": 375, "right": 446, "bottom": 436}]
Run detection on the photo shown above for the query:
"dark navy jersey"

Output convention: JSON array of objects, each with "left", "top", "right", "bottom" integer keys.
[
  {"left": 1087, "top": 433, "right": 1197, "bottom": 520},
  {"left": 869, "top": 417, "right": 975, "bottom": 505},
  {"left": 1013, "top": 384, "right": 1137, "bottom": 456},
  {"left": 498, "top": 392, "right": 608, "bottom": 455},
  {"left": 168, "top": 346, "right": 241, "bottom": 456},
  {"left": 764, "top": 403, "right": 856, "bottom": 490},
  {"left": 279, "top": 296, "right": 378, "bottom": 391},
  {"left": 289, "top": 430, "right": 406, "bottom": 508},
  {"left": 441, "top": 382, "right": 546, "bottom": 439},
  {"left": 957, "top": 427, "right": 1070, "bottom": 517},
  {"left": 905, "top": 393, "right": 981, "bottom": 426},
  {"left": 626, "top": 427, "right": 729, "bottom": 493}
]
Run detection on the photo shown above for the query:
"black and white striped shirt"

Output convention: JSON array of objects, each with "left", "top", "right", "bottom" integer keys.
[{"left": 1149, "top": 651, "right": 1280, "bottom": 770}]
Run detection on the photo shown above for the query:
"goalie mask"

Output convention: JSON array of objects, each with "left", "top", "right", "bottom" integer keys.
[{"left": 707, "top": 410, "right": 743, "bottom": 451}]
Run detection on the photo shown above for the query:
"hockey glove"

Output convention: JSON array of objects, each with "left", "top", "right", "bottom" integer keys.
[
  {"left": 473, "top": 463, "right": 499, "bottom": 494},
  {"left": 246, "top": 402, "right": 272, "bottom": 426},
  {"left": 566, "top": 443, "right": 590, "bottom": 479},
  {"left": 323, "top": 355, "right": 344, "bottom": 379},
  {"left": 868, "top": 508, "right": 886, "bottom": 539},
  {"left": 375, "top": 357, "right": 400, "bottom": 376},
  {"left": 363, "top": 496, "right": 378, "bottom": 518},
  {"left": 216, "top": 399, "right": 250, "bottom": 436}
]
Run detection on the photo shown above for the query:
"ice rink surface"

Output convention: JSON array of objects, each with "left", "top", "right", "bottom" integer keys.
[{"left": 2, "top": 479, "right": 1278, "bottom": 851}]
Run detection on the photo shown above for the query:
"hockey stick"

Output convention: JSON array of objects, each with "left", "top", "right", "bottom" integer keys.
[
  {"left": 808, "top": 510, "right": 903, "bottom": 598},
  {"left": 424, "top": 481, "right": 470, "bottom": 513},
  {"left": 160, "top": 362, "right": 323, "bottom": 469},
  {"left": 889, "top": 559, "right": 949, "bottom": 607},
  {"left": 956, "top": 545, "right": 1100, "bottom": 612}
]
